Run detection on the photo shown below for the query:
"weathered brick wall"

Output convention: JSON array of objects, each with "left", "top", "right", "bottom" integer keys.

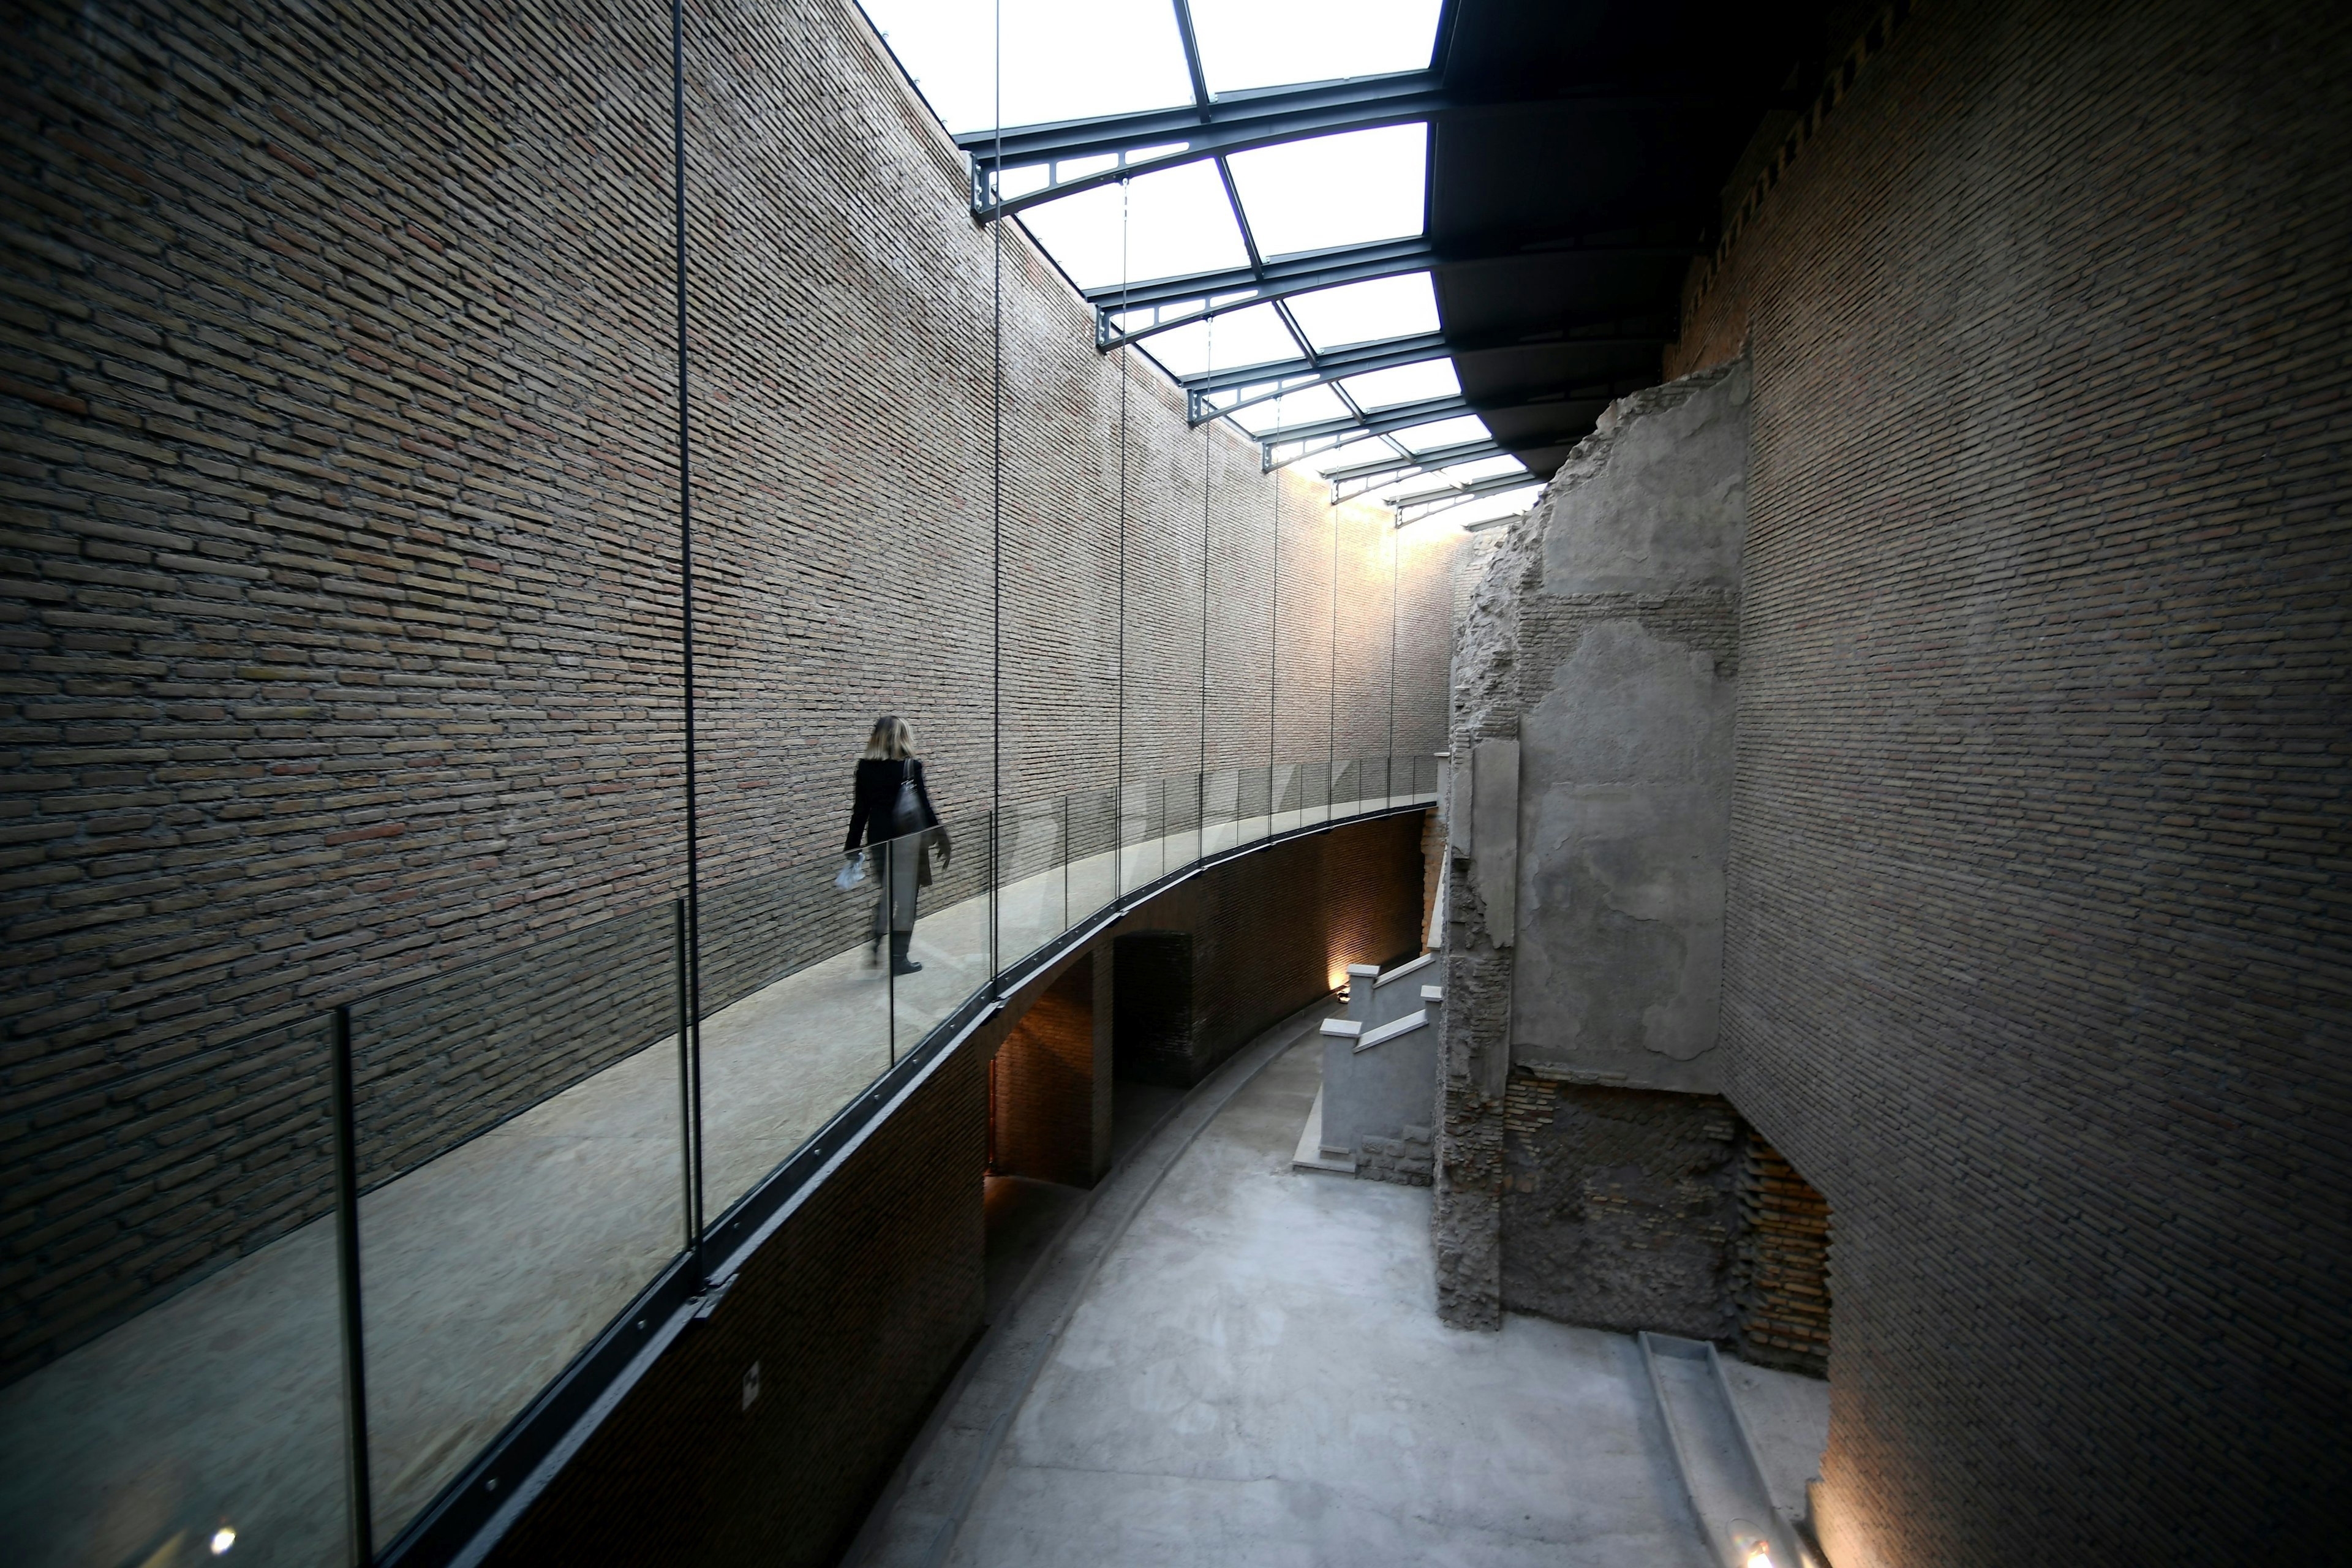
[
  {"left": 1735, "top": 1138, "right": 1830, "bottom": 1376},
  {"left": 1499, "top": 1079, "right": 1741, "bottom": 1341},
  {"left": 0, "top": 0, "right": 1458, "bottom": 1382},
  {"left": 1670, "top": 0, "right": 2352, "bottom": 1560}
]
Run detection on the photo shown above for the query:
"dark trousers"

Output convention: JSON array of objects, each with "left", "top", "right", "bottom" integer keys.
[{"left": 869, "top": 838, "right": 919, "bottom": 937}]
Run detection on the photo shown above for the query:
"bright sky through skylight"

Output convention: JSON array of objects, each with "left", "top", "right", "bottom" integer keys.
[
  {"left": 1231, "top": 384, "right": 1349, "bottom": 436},
  {"left": 1225, "top": 126, "right": 1427, "bottom": 257},
  {"left": 1019, "top": 161, "right": 1247, "bottom": 290},
  {"left": 1137, "top": 304, "right": 1302, "bottom": 379},
  {"left": 1283, "top": 274, "right": 1441, "bottom": 350},
  {"left": 1393, "top": 415, "right": 1493, "bottom": 452},
  {"left": 1337, "top": 358, "right": 1458, "bottom": 410},
  {"left": 859, "top": 0, "right": 1191, "bottom": 135},
  {"left": 1187, "top": 0, "right": 1444, "bottom": 94}
]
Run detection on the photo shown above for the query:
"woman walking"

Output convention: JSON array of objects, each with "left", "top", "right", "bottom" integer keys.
[{"left": 843, "top": 715, "right": 948, "bottom": 976}]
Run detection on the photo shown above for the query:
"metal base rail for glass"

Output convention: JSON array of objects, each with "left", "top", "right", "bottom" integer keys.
[{"left": 381, "top": 791, "right": 1436, "bottom": 1568}]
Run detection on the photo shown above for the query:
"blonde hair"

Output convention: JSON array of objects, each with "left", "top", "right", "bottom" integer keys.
[{"left": 862, "top": 715, "right": 915, "bottom": 761}]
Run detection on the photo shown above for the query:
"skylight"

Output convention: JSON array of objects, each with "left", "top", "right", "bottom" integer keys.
[
  {"left": 1283, "top": 274, "right": 1441, "bottom": 352},
  {"left": 1136, "top": 304, "right": 1301, "bottom": 379},
  {"left": 1394, "top": 415, "right": 1493, "bottom": 452},
  {"left": 1337, "top": 358, "right": 1458, "bottom": 410},
  {"left": 859, "top": 0, "right": 1193, "bottom": 135},
  {"left": 1230, "top": 384, "right": 1349, "bottom": 437},
  {"left": 1019, "top": 160, "right": 1248, "bottom": 291},
  {"left": 1186, "top": 0, "right": 1444, "bottom": 95},
  {"left": 1224, "top": 126, "right": 1427, "bottom": 257}
]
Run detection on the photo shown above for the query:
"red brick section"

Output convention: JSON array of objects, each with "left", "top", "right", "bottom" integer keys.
[
  {"left": 0, "top": 0, "right": 1457, "bottom": 1381},
  {"left": 1735, "top": 1139, "right": 1830, "bottom": 1377},
  {"left": 990, "top": 954, "right": 1098, "bottom": 1189},
  {"left": 1671, "top": 0, "right": 2352, "bottom": 1560}
]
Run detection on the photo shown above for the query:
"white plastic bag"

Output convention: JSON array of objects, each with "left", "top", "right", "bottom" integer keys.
[{"left": 833, "top": 855, "right": 866, "bottom": 891}]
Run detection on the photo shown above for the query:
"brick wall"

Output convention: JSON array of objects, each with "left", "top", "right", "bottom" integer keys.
[
  {"left": 1669, "top": 0, "right": 2352, "bottom": 1560},
  {"left": 0, "top": 0, "right": 1458, "bottom": 1380},
  {"left": 1499, "top": 1079, "right": 1741, "bottom": 1342},
  {"left": 1735, "top": 1139, "right": 1830, "bottom": 1376},
  {"left": 989, "top": 954, "right": 1098, "bottom": 1189}
]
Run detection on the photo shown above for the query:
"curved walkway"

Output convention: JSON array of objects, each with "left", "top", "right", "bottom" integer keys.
[{"left": 859, "top": 1016, "right": 1749, "bottom": 1568}]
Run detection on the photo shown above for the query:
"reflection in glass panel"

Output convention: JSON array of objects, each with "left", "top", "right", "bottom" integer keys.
[
  {"left": 1225, "top": 124, "right": 1428, "bottom": 258},
  {"left": 0, "top": 1018, "right": 349, "bottom": 1568},
  {"left": 1285, "top": 272, "right": 1440, "bottom": 351},
  {"left": 1019, "top": 160, "right": 1249, "bottom": 293},
  {"left": 858, "top": 0, "right": 1193, "bottom": 136},
  {"left": 1066, "top": 786, "right": 1120, "bottom": 930},
  {"left": 996, "top": 798, "right": 1068, "bottom": 973},
  {"left": 349, "top": 904, "right": 684, "bottom": 1542},
  {"left": 1188, "top": 0, "right": 1444, "bottom": 94},
  {"left": 888, "top": 810, "right": 993, "bottom": 1048}
]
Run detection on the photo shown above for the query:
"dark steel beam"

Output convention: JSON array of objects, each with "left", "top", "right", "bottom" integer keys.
[
  {"left": 1184, "top": 333, "right": 1448, "bottom": 423},
  {"left": 1252, "top": 391, "right": 1480, "bottom": 447},
  {"left": 1094, "top": 233, "right": 1696, "bottom": 343},
  {"left": 1324, "top": 434, "right": 1506, "bottom": 483},
  {"left": 1389, "top": 468, "right": 1543, "bottom": 514}
]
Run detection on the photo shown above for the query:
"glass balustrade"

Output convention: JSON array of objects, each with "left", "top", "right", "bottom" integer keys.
[{"left": 0, "top": 757, "right": 1438, "bottom": 1564}]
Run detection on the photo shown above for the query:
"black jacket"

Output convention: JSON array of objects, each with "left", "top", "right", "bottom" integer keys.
[{"left": 844, "top": 757, "right": 942, "bottom": 853}]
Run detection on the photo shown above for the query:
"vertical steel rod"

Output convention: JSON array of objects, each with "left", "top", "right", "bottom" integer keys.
[
  {"left": 673, "top": 899, "right": 695, "bottom": 1258},
  {"left": 670, "top": 0, "right": 707, "bottom": 1282},
  {"left": 1387, "top": 528, "right": 1400, "bottom": 808},
  {"left": 329, "top": 1005, "right": 375, "bottom": 1566},
  {"left": 989, "top": 0, "right": 1003, "bottom": 997}
]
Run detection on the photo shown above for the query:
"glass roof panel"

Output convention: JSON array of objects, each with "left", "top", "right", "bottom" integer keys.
[
  {"left": 1137, "top": 304, "right": 1303, "bottom": 379},
  {"left": 1336, "top": 358, "right": 1458, "bottom": 410},
  {"left": 859, "top": 0, "right": 1194, "bottom": 137},
  {"left": 1274, "top": 434, "right": 1392, "bottom": 476},
  {"left": 1393, "top": 414, "right": 1493, "bottom": 451},
  {"left": 1231, "top": 383, "right": 1349, "bottom": 436},
  {"left": 1437, "top": 454, "right": 1525, "bottom": 484},
  {"left": 1283, "top": 273, "right": 1440, "bottom": 351},
  {"left": 1187, "top": 0, "right": 1444, "bottom": 95},
  {"left": 1224, "top": 125, "right": 1427, "bottom": 258},
  {"left": 1019, "top": 160, "right": 1250, "bottom": 293}
]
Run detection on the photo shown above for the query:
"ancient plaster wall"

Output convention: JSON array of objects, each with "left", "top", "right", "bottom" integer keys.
[{"left": 1434, "top": 361, "right": 1751, "bottom": 1330}]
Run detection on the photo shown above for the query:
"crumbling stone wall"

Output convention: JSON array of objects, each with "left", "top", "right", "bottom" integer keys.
[{"left": 1435, "top": 361, "right": 1751, "bottom": 1331}]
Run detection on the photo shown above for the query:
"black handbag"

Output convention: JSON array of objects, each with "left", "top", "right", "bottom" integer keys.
[{"left": 889, "top": 761, "right": 923, "bottom": 837}]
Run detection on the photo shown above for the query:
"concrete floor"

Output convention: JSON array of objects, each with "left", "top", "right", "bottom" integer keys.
[
  {"left": 0, "top": 790, "right": 1431, "bottom": 1568},
  {"left": 870, "top": 1028, "right": 1830, "bottom": 1568}
]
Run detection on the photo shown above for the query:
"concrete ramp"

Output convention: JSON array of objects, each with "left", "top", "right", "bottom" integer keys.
[{"left": 1640, "top": 1332, "right": 1809, "bottom": 1568}]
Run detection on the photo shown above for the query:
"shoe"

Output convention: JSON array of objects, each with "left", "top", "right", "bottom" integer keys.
[
  {"left": 891, "top": 956, "right": 924, "bottom": 976},
  {"left": 889, "top": 933, "right": 922, "bottom": 976},
  {"left": 867, "top": 934, "right": 882, "bottom": 968}
]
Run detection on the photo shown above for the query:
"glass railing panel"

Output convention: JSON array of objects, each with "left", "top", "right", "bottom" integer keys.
[
  {"left": 1300, "top": 760, "right": 1332, "bottom": 826},
  {"left": 1235, "top": 765, "right": 1272, "bottom": 846},
  {"left": 889, "top": 809, "right": 991, "bottom": 1048},
  {"left": 1269, "top": 761, "right": 1300, "bottom": 834},
  {"left": 1066, "top": 785, "right": 1118, "bottom": 930},
  {"left": 1196, "top": 767, "right": 1234, "bottom": 856},
  {"left": 1332, "top": 756, "right": 1362, "bottom": 813},
  {"left": 995, "top": 796, "right": 1066, "bottom": 975},
  {"left": 0, "top": 1016, "right": 350, "bottom": 1568},
  {"left": 698, "top": 840, "right": 891, "bottom": 1222},
  {"left": 348, "top": 902, "right": 684, "bottom": 1544}
]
